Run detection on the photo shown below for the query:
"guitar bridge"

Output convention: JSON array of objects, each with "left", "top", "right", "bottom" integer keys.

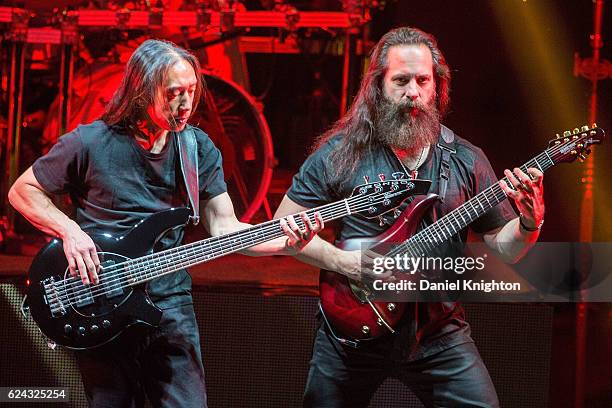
[{"left": 42, "top": 277, "right": 67, "bottom": 317}]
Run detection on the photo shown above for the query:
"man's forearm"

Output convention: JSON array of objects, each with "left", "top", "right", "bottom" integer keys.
[
  {"left": 485, "top": 217, "right": 540, "bottom": 264},
  {"left": 235, "top": 221, "right": 293, "bottom": 257},
  {"left": 291, "top": 235, "right": 345, "bottom": 271},
  {"left": 272, "top": 194, "right": 358, "bottom": 277},
  {"left": 8, "top": 178, "right": 75, "bottom": 239}
]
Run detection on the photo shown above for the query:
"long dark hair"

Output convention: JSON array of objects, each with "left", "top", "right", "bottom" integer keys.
[
  {"left": 101, "top": 39, "right": 204, "bottom": 130},
  {"left": 317, "top": 27, "right": 451, "bottom": 187}
]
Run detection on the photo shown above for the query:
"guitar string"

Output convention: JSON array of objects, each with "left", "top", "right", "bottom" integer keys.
[
  {"left": 47, "top": 143, "right": 566, "bottom": 310},
  {"left": 367, "top": 155, "right": 548, "bottom": 258},
  {"left": 47, "top": 187, "right": 414, "bottom": 308},
  {"left": 388, "top": 157, "right": 545, "bottom": 258},
  {"left": 48, "top": 190, "right": 408, "bottom": 308},
  {"left": 53, "top": 186, "right": 403, "bottom": 294},
  {"left": 47, "top": 136, "right": 589, "bottom": 311},
  {"left": 47, "top": 143, "right": 568, "bottom": 310},
  {"left": 395, "top": 155, "right": 551, "bottom": 257},
  {"left": 115, "top": 152, "right": 540, "bottom": 290}
]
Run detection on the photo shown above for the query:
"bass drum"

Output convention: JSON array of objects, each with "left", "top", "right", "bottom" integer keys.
[
  {"left": 44, "top": 64, "right": 274, "bottom": 222},
  {"left": 193, "top": 71, "right": 274, "bottom": 222}
]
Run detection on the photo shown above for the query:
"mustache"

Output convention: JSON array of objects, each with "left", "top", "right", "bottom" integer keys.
[{"left": 396, "top": 98, "right": 427, "bottom": 113}]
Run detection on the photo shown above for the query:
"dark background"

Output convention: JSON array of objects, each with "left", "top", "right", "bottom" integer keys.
[
  {"left": 252, "top": 3, "right": 611, "bottom": 405},
  {"left": 254, "top": 0, "right": 611, "bottom": 243}
]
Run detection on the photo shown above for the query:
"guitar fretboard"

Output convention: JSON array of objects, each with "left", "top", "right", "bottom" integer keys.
[
  {"left": 115, "top": 183, "right": 411, "bottom": 286},
  {"left": 390, "top": 149, "right": 556, "bottom": 258}
]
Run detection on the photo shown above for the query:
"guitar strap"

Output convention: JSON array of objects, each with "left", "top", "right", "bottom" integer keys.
[
  {"left": 437, "top": 125, "right": 456, "bottom": 202},
  {"left": 176, "top": 127, "right": 200, "bottom": 225}
]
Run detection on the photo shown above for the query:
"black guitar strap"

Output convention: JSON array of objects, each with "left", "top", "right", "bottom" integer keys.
[
  {"left": 176, "top": 127, "right": 200, "bottom": 225},
  {"left": 437, "top": 125, "right": 456, "bottom": 202}
]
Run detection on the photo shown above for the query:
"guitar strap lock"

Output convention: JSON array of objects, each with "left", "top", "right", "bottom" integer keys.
[{"left": 176, "top": 127, "right": 200, "bottom": 225}]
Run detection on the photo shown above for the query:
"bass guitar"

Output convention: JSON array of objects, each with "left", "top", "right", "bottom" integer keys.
[
  {"left": 319, "top": 125, "right": 605, "bottom": 346},
  {"left": 25, "top": 178, "right": 428, "bottom": 349}
]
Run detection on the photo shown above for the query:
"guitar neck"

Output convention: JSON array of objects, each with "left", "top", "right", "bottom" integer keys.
[
  {"left": 397, "top": 148, "right": 557, "bottom": 256},
  {"left": 120, "top": 200, "right": 347, "bottom": 285}
]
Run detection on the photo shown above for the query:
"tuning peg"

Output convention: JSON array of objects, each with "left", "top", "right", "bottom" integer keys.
[
  {"left": 581, "top": 125, "right": 589, "bottom": 132},
  {"left": 592, "top": 123, "right": 597, "bottom": 129},
  {"left": 573, "top": 128, "right": 580, "bottom": 134},
  {"left": 577, "top": 143, "right": 584, "bottom": 149},
  {"left": 563, "top": 130, "right": 571, "bottom": 137},
  {"left": 555, "top": 133, "right": 561, "bottom": 139},
  {"left": 363, "top": 175, "right": 370, "bottom": 183},
  {"left": 378, "top": 215, "right": 385, "bottom": 226},
  {"left": 571, "top": 150, "right": 577, "bottom": 155},
  {"left": 378, "top": 173, "right": 386, "bottom": 181}
]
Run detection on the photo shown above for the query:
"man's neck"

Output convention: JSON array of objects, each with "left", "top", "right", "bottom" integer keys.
[
  {"left": 393, "top": 144, "right": 430, "bottom": 170},
  {"left": 135, "top": 122, "right": 170, "bottom": 154}
]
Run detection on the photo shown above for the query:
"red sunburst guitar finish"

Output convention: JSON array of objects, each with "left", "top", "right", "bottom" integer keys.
[
  {"left": 319, "top": 125, "right": 605, "bottom": 346},
  {"left": 319, "top": 194, "right": 439, "bottom": 344}
]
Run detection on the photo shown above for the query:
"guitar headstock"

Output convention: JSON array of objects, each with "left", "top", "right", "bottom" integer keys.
[
  {"left": 349, "top": 178, "right": 431, "bottom": 218},
  {"left": 548, "top": 124, "right": 605, "bottom": 164}
]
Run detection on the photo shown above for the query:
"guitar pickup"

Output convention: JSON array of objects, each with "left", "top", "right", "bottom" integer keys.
[
  {"left": 52, "top": 276, "right": 94, "bottom": 310},
  {"left": 100, "top": 260, "right": 124, "bottom": 299},
  {"left": 72, "top": 289, "right": 95, "bottom": 308}
]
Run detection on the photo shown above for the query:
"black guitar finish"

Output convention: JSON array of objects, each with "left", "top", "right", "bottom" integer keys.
[
  {"left": 24, "top": 178, "right": 421, "bottom": 349},
  {"left": 26, "top": 208, "right": 192, "bottom": 350}
]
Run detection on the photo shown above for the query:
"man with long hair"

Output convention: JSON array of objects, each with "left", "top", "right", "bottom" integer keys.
[
  {"left": 275, "top": 27, "right": 545, "bottom": 407},
  {"left": 9, "top": 39, "right": 321, "bottom": 407}
]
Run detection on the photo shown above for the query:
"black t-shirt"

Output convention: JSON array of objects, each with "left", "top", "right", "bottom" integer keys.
[
  {"left": 287, "top": 129, "right": 516, "bottom": 359},
  {"left": 32, "top": 120, "right": 227, "bottom": 308}
]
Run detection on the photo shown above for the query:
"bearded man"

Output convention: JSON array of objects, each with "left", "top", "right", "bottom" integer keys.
[{"left": 274, "top": 27, "right": 545, "bottom": 407}]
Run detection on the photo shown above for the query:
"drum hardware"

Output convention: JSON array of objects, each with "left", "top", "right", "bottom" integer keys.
[
  {"left": 220, "top": 8, "right": 236, "bottom": 32},
  {"left": 0, "top": 1, "right": 389, "bottom": 227},
  {"left": 2, "top": 9, "right": 29, "bottom": 236}
]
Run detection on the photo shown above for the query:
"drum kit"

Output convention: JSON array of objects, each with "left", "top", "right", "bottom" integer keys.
[{"left": 0, "top": 0, "right": 389, "bottom": 237}]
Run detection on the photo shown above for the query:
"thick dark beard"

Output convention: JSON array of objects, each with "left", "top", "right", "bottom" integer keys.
[{"left": 374, "top": 94, "right": 441, "bottom": 151}]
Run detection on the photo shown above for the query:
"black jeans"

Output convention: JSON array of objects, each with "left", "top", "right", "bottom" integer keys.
[
  {"left": 75, "top": 303, "right": 206, "bottom": 408},
  {"left": 304, "top": 324, "right": 499, "bottom": 408}
]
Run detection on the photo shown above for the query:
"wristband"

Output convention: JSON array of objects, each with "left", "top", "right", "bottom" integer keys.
[{"left": 519, "top": 213, "right": 543, "bottom": 232}]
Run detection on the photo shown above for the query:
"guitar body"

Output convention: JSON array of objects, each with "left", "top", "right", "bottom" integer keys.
[
  {"left": 26, "top": 207, "right": 192, "bottom": 350},
  {"left": 319, "top": 194, "right": 439, "bottom": 343},
  {"left": 23, "top": 178, "right": 419, "bottom": 350},
  {"left": 320, "top": 125, "right": 607, "bottom": 345}
]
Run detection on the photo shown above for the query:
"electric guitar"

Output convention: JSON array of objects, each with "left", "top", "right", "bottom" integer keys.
[
  {"left": 319, "top": 125, "right": 605, "bottom": 346},
  {"left": 24, "top": 178, "right": 426, "bottom": 350}
]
